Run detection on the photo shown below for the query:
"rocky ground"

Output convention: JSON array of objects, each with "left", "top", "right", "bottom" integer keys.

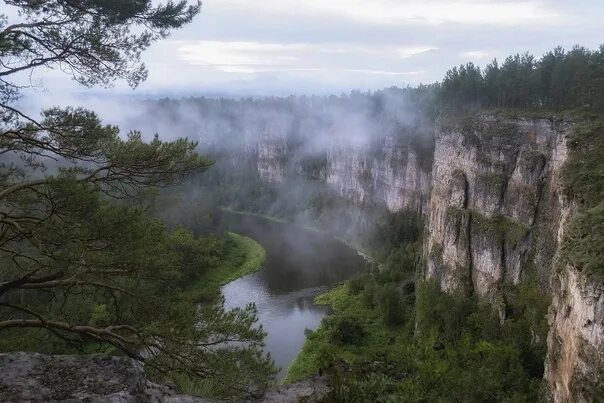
[{"left": 0, "top": 352, "right": 328, "bottom": 403}]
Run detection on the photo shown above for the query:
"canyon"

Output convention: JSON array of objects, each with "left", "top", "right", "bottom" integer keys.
[{"left": 232, "top": 111, "right": 602, "bottom": 401}]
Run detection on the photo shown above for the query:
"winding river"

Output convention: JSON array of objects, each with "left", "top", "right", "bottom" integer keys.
[{"left": 217, "top": 211, "right": 368, "bottom": 379}]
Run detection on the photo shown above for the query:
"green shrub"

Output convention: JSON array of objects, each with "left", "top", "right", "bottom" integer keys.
[
  {"left": 360, "top": 281, "right": 377, "bottom": 308},
  {"left": 560, "top": 120, "right": 604, "bottom": 281},
  {"left": 327, "top": 316, "right": 367, "bottom": 346},
  {"left": 375, "top": 285, "right": 405, "bottom": 326},
  {"left": 348, "top": 274, "right": 369, "bottom": 295},
  {"left": 561, "top": 202, "right": 604, "bottom": 280},
  {"left": 562, "top": 121, "right": 604, "bottom": 207}
]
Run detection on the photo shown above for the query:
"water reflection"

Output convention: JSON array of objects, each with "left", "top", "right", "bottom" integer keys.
[{"left": 219, "top": 212, "right": 367, "bottom": 379}]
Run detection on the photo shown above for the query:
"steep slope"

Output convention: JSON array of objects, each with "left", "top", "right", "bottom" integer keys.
[
  {"left": 546, "top": 256, "right": 604, "bottom": 402},
  {"left": 423, "top": 114, "right": 570, "bottom": 297}
]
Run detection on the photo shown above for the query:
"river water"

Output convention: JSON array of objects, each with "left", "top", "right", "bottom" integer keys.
[{"left": 218, "top": 211, "right": 368, "bottom": 379}]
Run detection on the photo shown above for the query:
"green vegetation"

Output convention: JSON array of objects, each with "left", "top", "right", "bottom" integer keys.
[
  {"left": 562, "top": 120, "right": 604, "bottom": 207},
  {"left": 446, "top": 207, "right": 529, "bottom": 248},
  {"left": 561, "top": 120, "right": 604, "bottom": 280},
  {"left": 471, "top": 210, "right": 530, "bottom": 247},
  {"left": 286, "top": 207, "right": 549, "bottom": 402},
  {"left": 284, "top": 283, "right": 409, "bottom": 384},
  {"left": 180, "top": 231, "right": 266, "bottom": 302},
  {"left": 288, "top": 276, "right": 549, "bottom": 401},
  {"left": 561, "top": 204, "right": 604, "bottom": 281},
  {"left": 476, "top": 171, "right": 507, "bottom": 189},
  {"left": 438, "top": 45, "right": 604, "bottom": 112},
  {"left": 452, "top": 116, "right": 522, "bottom": 147}
]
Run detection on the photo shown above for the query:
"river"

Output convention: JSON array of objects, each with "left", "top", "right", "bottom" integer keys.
[{"left": 217, "top": 211, "right": 368, "bottom": 380}]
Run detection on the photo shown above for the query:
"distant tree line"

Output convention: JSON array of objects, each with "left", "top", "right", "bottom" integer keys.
[{"left": 437, "top": 45, "right": 604, "bottom": 111}]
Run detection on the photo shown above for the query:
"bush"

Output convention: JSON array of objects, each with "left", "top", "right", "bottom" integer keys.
[
  {"left": 327, "top": 317, "right": 367, "bottom": 345},
  {"left": 561, "top": 202, "right": 604, "bottom": 280},
  {"left": 348, "top": 274, "right": 369, "bottom": 295},
  {"left": 360, "top": 282, "right": 377, "bottom": 308},
  {"left": 375, "top": 285, "right": 405, "bottom": 326}
]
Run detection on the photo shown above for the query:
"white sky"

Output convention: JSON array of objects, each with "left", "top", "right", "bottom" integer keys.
[{"left": 5, "top": 0, "right": 604, "bottom": 97}]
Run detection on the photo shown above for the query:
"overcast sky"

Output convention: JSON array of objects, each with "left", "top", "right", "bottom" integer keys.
[{"left": 10, "top": 0, "right": 604, "bottom": 98}]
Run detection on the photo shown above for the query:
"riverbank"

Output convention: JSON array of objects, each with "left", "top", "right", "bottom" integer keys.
[
  {"left": 181, "top": 231, "right": 266, "bottom": 302},
  {"left": 284, "top": 283, "right": 404, "bottom": 383}
]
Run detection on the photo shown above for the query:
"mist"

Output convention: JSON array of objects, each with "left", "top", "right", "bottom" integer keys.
[{"left": 85, "top": 87, "right": 434, "bottom": 247}]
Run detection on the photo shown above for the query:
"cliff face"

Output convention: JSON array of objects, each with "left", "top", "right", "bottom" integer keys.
[
  {"left": 421, "top": 114, "right": 603, "bottom": 400},
  {"left": 423, "top": 115, "right": 570, "bottom": 297},
  {"left": 325, "top": 135, "right": 431, "bottom": 213},
  {"left": 545, "top": 211, "right": 604, "bottom": 402},
  {"left": 240, "top": 113, "right": 602, "bottom": 401},
  {"left": 248, "top": 132, "right": 431, "bottom": 214}
]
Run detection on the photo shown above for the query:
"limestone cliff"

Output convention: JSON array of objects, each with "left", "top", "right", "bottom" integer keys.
[
  {"left": 246, "top": 131, "right": 432, "bottom": 215},
  {"left": 423, "top": 114, "right": 570, "bottom": 297},
  {"left": 325, "top": 134, "right": 431, "bottom": 213},
  {"left": 545, "top": 210, "right": 604, "bottom": 402},
  {"left": 421, "top": 113, "right": 602, "bottom": 402}
]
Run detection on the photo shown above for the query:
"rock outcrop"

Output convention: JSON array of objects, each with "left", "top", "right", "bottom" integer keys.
[
  {"left": 325, "top": 134, "right": 430, "bottom": 213},
  {"left": 418, "top": 113, "right": 603, "bottom": 402},
  {"left": 0, "top": 352, "right": 329, "bottom": 403},
  {"left": 0, "top": 352, "right": 208, "bottom": 402},
  {"left": 245, "top": 130, "right": 432, "bottom": 215},
  {"left": 545, "top": 266, "right": 604, "bottom": 402}
]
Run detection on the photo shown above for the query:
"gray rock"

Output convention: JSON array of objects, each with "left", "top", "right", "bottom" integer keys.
[
  {"left": 251, "top": 376, "right": 328, "bottom": 403},
  {"left": 0, "top": 352, "right": 209, "bottom": 403}
]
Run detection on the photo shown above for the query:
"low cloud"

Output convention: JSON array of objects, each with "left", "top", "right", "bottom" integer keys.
[
  {"left": 397, "top": 47, "right": 439, "bottom": 58},
  {"left": 459, "top": 50, "right": 496, "bottom": 61}
]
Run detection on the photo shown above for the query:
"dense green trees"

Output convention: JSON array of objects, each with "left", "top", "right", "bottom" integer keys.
[
  {"left": 0, "top": 1, "right": 275, "bottom": 398},
  {"left": 439, "top": 45, "right": 604, "bottom": 111},
  {"left": 305, "top": 219, "right": 549, "bottom": 402}
]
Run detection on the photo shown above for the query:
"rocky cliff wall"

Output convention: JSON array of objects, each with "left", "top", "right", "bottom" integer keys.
[
  {"left": 546, "top": 262, "right": 604, "bottom": 402},
  {"left": 423, "top": 114, "right": 571, "bottom": 297},
  {"left": 420, "top": 113, "right": 602, "bottom": 402},
  {"left": 247, "top": 132, "right": 431, "bottom": 215},
  {"left": 544, "top": 201, "right": 604, "bottom": 402},
  {"left": 325, "top": 135, "right": 431, "bottom": 213}
]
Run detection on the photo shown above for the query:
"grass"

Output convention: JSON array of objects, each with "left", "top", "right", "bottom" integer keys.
[
  {"left": 180, "top": 231, "right": 266, "bottom": 302},
  {"left": 283, "top": 283, "right": 405, "bottom": 384}
]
